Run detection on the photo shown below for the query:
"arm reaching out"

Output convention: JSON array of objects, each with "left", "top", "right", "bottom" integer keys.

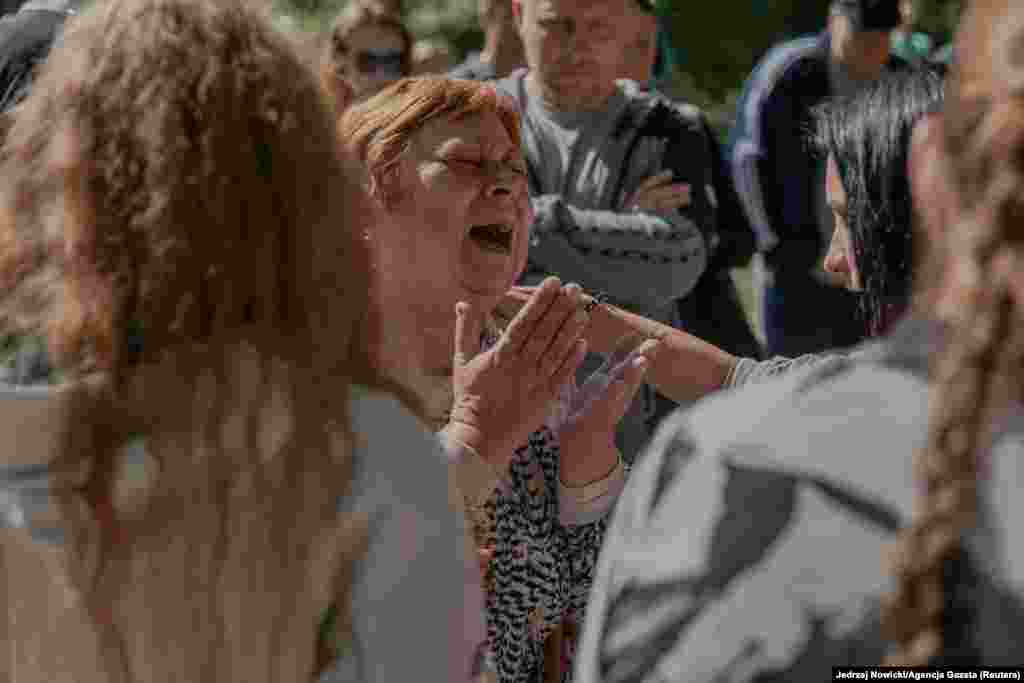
[{"left": 499, "top": 287, "right": 739, "bottom": 406}]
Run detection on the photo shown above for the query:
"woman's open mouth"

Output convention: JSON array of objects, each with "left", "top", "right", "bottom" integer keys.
[{"left": 468, "top": 223, "right": 513, "bottom": 254}]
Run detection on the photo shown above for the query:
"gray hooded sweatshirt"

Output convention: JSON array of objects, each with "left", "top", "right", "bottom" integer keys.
[{"left": 577, "top": 316, "right": 1024, "bottom": 680}]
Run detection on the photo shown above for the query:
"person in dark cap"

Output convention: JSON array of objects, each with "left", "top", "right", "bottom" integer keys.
[
  {"left": 728, "top": 0, "right": 906, "bottom": 359},
  {"left": 0, "top": 0, "right": 79, "bottom": 116}
]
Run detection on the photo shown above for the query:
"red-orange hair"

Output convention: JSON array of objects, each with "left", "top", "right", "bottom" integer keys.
[{"left": 338, "top": 76, "right": 522, "bottom": 196}]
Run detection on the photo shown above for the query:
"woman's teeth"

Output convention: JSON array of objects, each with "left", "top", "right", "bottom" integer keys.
[{"left": 469, "top": 223, "right": 512, "bottom": 253}]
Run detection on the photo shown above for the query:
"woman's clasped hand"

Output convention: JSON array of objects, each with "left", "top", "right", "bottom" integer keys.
[{"left": 444, "top": 276, "right": 590, "bottom": 465}]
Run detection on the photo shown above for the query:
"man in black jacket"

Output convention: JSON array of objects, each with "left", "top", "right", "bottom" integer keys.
[
  {"left": 617, "top": 0, "right": 763, "bottom": 361},
  {"left": 729, "top": 0, "right": 905, "bottom": 357}
]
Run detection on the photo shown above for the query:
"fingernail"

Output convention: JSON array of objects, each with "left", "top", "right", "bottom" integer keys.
[{"left": 456, "top": 302, "right": 468, "bottom": 316}]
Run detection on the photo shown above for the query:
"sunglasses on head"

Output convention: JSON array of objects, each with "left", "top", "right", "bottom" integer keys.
[{"left": 354, "top": 49, "right": 405, "bottom": 76}]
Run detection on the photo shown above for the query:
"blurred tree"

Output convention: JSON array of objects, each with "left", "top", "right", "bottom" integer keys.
[
  {"left": 660, "top": 0, "right": 961, "bottom": 107},
  {"left": 405, "top": 0, "right": 480, "bottom": 58},
  {"left": 916, "top": 0, "right": 962, "bottom": 43},
  {"left": 659, "top": 0, "right": 831, "bottom": 99}
]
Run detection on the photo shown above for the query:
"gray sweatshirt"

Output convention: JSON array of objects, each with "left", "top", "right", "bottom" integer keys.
[
  {"left": 577, "top": 317, "right": 1024, "bottom": 680},
  {"left": 19, "top": 0, "right": 78, "bottom": 11},
  {"left": 0, "top": 384, "right": 487, "bottom": 682}
]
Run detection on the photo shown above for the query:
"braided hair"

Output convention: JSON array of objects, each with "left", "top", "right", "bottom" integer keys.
[{"left": 881, "top": 1, "right": 1024, "bottom": 664}]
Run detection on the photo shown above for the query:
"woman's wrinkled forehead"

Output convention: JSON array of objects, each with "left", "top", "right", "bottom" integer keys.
[{"left": 410, "top": 110, "right": 519, "bottom": 156}]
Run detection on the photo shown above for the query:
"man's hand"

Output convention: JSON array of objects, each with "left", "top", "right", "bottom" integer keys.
[
  {"left": 625, "top": 170, "right": 692, "bottom": 214},
  {"left": 444, "top": 277, "right": 590, "bottom": 466}
]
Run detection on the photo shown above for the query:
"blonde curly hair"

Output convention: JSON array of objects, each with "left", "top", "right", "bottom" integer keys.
[{"left": 0, "top": 0, "right": 390, "bottom": 679}]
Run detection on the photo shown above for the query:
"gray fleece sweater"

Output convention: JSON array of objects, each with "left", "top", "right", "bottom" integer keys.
[
  {"left": 495, "top": 72, "right": 710, "bottom": 323},
  {"left": 577, "top": 317, "right": 1024, "bottom": 680}
]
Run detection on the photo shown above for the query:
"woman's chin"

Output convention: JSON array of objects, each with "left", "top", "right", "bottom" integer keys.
[{"left": 457, "top": 277, "right": 512, "bottom": 312}]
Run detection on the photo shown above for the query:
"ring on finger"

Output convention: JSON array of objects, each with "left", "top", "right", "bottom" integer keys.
[{"left": 583, "top": 292, "right": 609, "bottom": 315}]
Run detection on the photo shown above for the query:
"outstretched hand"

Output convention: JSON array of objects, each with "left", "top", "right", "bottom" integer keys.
[
  {"left": 499, "top": 286, "right": 640, "bottom": 357},
  {"left": 443, "top": 277, "right": 590, "bottom": 466},
  {"left": 558, "top": 338, "right": 657, "bottom": 486}
]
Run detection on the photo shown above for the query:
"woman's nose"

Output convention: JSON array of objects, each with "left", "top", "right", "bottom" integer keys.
[
  {"left": 823, "top": 230, "right": 850, "bottom": 276},
  {"left": 483, "top": 162, "right": 524, "bottom": 200}
]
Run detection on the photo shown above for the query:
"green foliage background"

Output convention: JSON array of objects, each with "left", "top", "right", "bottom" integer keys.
[{"left": 273, "top": 0, "right": 962, "bottom": 133}]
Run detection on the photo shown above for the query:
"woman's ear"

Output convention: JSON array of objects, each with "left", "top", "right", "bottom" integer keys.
[{"left": 367, "top": 165, "right": 405, "bottom": 211}]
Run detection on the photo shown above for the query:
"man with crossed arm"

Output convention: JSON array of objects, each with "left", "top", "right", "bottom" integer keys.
[{"left": 496, "top": 0, "right": 713, "bottom": 461}]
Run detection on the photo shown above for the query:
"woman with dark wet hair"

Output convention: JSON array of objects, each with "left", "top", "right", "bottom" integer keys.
[{"left": 817, "top": 65, "right": 946, "bottom": 336}]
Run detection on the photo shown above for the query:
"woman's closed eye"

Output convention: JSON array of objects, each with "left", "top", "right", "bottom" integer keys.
[
  {"left": 434, "top": 156, "right": 528, "bottom": 178},
  {"left": 505, "top": 158, "right": 529, "bottom": 177},
  {"left": 435, "top": 157, "right": 483, "bottom": 173}
]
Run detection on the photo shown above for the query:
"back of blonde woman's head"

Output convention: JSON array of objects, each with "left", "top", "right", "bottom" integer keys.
[
  {"left": 1, "top": 0, "right": 367, "bottom": 380},
  {"left": 882, "top": 0, "right": 1024, "bottom": 665},
  {"left": 0, "top": 0, "right": 378, "bottom": 680}
]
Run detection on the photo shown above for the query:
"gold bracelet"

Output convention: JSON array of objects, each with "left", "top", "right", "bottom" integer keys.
[
  {"left": 559, "top": 451, "right": 624, "bottom": 505},
  {"left": 582, "top": 291, "right": 610, "bottom": 315},
  {"left": 439, "top": 427, "right": 483, "bottom": 463}
]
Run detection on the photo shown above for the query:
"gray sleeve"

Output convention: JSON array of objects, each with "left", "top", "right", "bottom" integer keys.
[
  {"left": 528, "top": 194, "right": 707, "bottom": 306},
  {"left": 725, "top": 352, "right": 848, "bottom": 389},
  {"left": 323, "top": 396, "right": 487, "bottom": 683},
  {"left": 574, "top": 410, "right": 891, "bottom": 683}
]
